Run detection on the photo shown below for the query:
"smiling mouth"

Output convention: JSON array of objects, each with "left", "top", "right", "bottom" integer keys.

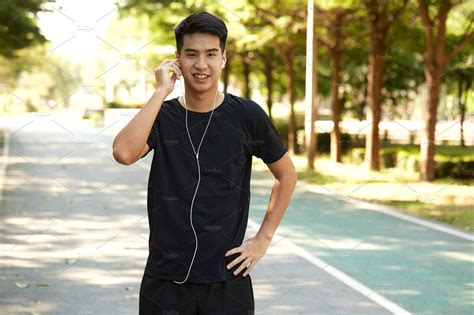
[{"left": 193, "top": 74, "right": 210, "bottom": 79}]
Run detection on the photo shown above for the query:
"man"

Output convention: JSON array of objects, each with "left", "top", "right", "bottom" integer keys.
[{"left": 112, "top": 11, "right": 297, "bottom": 315}]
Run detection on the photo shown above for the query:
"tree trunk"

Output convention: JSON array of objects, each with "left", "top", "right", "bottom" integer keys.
[
  {"left": 420, "top": 69, "right": 441, "bottom": 181},
  {"left": 305, "top": 0, "right": 318, "bottom": 170},
  {"left": 329, "top": 11, "right": 345, "bottom": 163},
  {"left": 243, "top": 53, "right": 251, "bottom": 99},
  {"left": 263, "top": 50, "right": 274, "bottom": 123},
  {"left": 415, "top": 0, "right": 473, "bottom": 181},
  {"left": 330, "top": 49, "right": 342, "bottom": 163},
  {"left": 282, "top": 46, "right": 297, "bottom": 154},
  {"left": 459, "top": 76, "right": 468, "bottom": 147},
  {"left": 365, "top": 35, "right": 385, "bottom": 170}
]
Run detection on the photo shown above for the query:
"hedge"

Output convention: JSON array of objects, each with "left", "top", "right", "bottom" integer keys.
[{"left": 348, "top": 145, "right": 473, "bottom": 179}]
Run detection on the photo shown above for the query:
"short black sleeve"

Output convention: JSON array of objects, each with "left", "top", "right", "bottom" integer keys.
[
  {"left": 141, "top": 115, "right": 159, "bottom": 158},
  {"left": 249, "top": 102, "right": 288, "bottom": 164}
]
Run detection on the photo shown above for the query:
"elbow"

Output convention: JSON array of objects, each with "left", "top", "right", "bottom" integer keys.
[{"left": 113, "top": 147, "right": 134, "bottom": 165}]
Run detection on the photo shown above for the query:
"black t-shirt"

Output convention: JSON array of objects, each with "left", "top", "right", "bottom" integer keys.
[{"left": 140, "top": 92, "right": 287, "bottom": 283}]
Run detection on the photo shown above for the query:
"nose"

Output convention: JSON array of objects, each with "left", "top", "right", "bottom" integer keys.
[{"left": 195, "top": 54, "right": 208, "bottom": 69}]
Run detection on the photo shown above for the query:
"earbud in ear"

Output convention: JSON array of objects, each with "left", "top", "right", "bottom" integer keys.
[{"left": 221, "top": 61, "right": 225, "bottom": 69}]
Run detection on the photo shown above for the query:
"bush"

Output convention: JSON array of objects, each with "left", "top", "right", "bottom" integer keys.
[
  {"left": 382, "top": 150, "right": 397, "bottom": 168},
  {"left": 457, "top": 161, "right": 474, "bottom": 179},
  {"left": 436, "top": 160, "right": 474, "bottom": 179},
  {"left": 435, "top": 161, "right": 457, "bottom": 178},
  {"left": 285, "top": 128, "right": 362, "bottom": 155},
  {"left": 347, "top": 145, "right": 473, "bottom": 179},
  {"left": 314, "top": 132, "right": 354, "bottom": 154}
]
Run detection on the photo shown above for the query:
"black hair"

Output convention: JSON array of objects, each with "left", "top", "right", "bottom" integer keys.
[{"left": 174, "top": 12, "right": 228, "bottom": 54}]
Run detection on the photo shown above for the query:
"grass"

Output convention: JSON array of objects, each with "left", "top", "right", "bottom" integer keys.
[
  {"left": 381, "top": 143, "right": 474, "bottom": 157},
  {"left": 362, "top": 200, "right": 473, "bottom": 232},
  {"left": 253, "top": 152, "right": 473, "bottom": 233}
]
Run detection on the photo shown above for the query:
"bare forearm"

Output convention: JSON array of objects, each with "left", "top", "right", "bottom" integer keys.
[
  {"left": 257, "top": 176, "right": 297, "bottom": 241},
  {"left": 112, "top": 88, "right": 167, "bottom": 164}
]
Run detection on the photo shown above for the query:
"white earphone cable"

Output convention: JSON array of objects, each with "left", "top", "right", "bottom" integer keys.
[{"left": 173, "top": 75, "right": 219, "bottom": 285}]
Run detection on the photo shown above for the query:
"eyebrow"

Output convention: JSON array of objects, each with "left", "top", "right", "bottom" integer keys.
[{"left": 184, "top": 48, "right": 220, "bottom": 53}]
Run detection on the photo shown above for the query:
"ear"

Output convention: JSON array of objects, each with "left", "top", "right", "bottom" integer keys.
[
  {"left": 222, "top": 49, "right": 227, "bottom": 68},
  {"left": 175, "top": 50, "right": 181, "bottom": 66}
]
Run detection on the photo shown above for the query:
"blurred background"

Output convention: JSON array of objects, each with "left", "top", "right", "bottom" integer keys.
[{"left": 1, "top": 1, "right": 473, "bottom": 314}]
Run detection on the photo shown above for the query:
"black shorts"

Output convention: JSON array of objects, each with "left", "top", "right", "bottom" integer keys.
[{"left": 139, "top": 273, "right": 255, "bottom": 315}]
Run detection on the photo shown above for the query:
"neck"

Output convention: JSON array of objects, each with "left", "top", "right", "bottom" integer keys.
[{"left": 181, "top": 88, "right": 222, "bottom": 113}]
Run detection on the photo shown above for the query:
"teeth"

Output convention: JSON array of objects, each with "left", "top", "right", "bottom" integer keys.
[{"left": 194, "top": 74, "right": 208, "bottom": 79}]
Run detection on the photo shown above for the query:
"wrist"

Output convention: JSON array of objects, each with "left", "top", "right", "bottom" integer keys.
[
  {"left": 153, "top": 88, "right": 168, "bottom": 98},
  {"left": 256, "top": 231, "right": 273, "bottom": 242}
]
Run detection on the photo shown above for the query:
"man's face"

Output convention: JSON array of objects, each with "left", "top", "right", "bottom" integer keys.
[{"left": 176, "top": 33, "right": 226, "bottom": 94}]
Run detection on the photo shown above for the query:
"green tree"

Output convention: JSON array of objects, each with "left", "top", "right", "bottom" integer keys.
[
  {"left": 417, "top": 0, "right": 473, "bottom": 181},
  {"left": 0, "top": 0, "right": 53, "bottom": 59},
  {"left": 246, "top": 0, "right": 307, "bottom": 154},
  {"left": 315, "top": 5, "right": 354, "bottom": 163},
  {"left": 118, "top": 0, "right": 306, "bottom": 150},
  {"left": 362, "top": 0, "right": 409, "bottom": 171},
  {"left": 443, "top": 55, "right": 473, "bottom": 147}
]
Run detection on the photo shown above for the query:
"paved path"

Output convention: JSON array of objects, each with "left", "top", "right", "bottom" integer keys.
[{"left": 0, "top": 115, "right": 472, "bottom": 314}]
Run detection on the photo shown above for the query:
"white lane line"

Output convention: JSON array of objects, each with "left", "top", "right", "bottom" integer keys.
[
  {"left": 0, "top": 129, "right": 10, "bottom": 204},
  {"left": 300, "top": 182, "right": 474, "bottom": 241},
  {"left": 247, "top": 218, "right": 412, "bottom": 315}
]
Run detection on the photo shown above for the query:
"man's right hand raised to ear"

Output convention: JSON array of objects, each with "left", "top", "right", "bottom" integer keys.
[
  {"left": 112, "top": 59, "right": 182, "bottom": 165},
  {"left": 156, "top": 57, "right": 182, "bottom": 96}
]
